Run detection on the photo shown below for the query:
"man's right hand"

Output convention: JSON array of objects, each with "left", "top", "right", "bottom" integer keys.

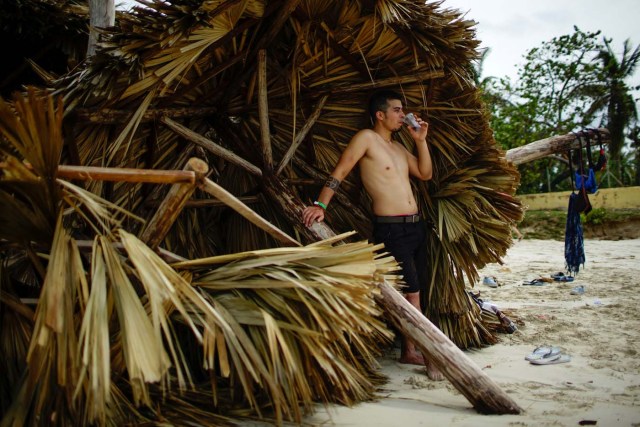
[{"left": 302, "top": 205, "right": 325, "bottom": 227}]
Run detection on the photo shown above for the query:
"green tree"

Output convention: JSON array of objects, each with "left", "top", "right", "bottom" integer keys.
[{"left": 486, "top": 28, "right": 617, "bottom": 194}]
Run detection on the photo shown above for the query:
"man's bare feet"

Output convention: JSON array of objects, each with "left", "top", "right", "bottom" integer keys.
[
  {"left": 425, "top": 362, "right": 445, "bottom": 381},
  {"left": 398, "top": 352, "right": 425, "bottom": 365}
]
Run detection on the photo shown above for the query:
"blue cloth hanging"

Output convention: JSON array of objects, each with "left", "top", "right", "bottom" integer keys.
[{"left": 565, "top": 192, "right": 585, "bottom": 275}]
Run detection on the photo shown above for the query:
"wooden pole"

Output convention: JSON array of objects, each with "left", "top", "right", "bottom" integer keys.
[
  {"left": 160, "top": 116, "right": 263, "bottom": 177},
  {"left": 87, "top": 0, "right": 115, "bottom": 57},
  {"left": 261, "top": 174, "right": 337, "bottom": 242},
  {"left": 276, "top": 95, "right": 329, "bottom": 175},
  {"left": 506, "top": 128, "right": 609, "bottom": 166},
  {"left": 139, "top": 158, "right": 208, "bottom": 249},
  {"left": 258, "top": 50, "right": 273, "bottom": 172},
  {"left": 53, "top": 164, "right": 196, "bottom": 184},
  {"left": 376, "top": 281, "right": 522, "bottom": 414},
  {"left": 199, "top": 177, "right": 301, "bottom": 247}
]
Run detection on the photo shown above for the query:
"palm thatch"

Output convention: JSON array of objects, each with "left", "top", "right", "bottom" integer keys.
[
  {"left": 1, "top": 0, "right": 523, "bottom": 424},
  {"left": 56, "top": 0, "right": 521, "bottom": 346}
]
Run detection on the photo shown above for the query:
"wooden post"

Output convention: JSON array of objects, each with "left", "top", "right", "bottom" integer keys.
[
  {"left": 261, "top": 174, "right": 337, "bottom": 242},
  {"left": 258, "top": 50, "right": 273, "bottom": 172},
  {"left": 506, "top": 128, "right": 609, "bottom": 165},
  {"left": 376, "top": 281, "right": 522, "bottom": 414},
  {"left": 139, "top": 158, "right": 208, "bottom": 249},
  {"left": 87, "top": 0, "right": 115, "bottom": 57}
]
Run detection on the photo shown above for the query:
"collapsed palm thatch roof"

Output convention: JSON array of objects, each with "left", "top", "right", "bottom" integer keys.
[
  {"left": 56, "top": 0, "right": 521, "bottom": 344},
  {"left": 0, "top": 0, "right": 523, "bottom": 424}
]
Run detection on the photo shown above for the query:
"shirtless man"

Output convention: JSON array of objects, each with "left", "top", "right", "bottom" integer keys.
[{"left": 302, "top": 89, "right": 443, "bottom": 380}]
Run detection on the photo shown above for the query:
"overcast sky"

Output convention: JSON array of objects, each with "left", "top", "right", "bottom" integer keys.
[{"left": 444, "top": 0, "right": 640, "bottom": 85}]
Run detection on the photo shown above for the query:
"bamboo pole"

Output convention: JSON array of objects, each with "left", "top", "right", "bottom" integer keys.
[
  {"left": 52, "top": 164, "right": 197, "bottom": 184},
  {"left": 506, "top": 128, "right": 609, "bottom": 166},
  {"left": 199, "top": 177, "right": 301, "bottom": 247},
  {"left": 258, "top": 49, "right": 274, "bottom": 172},
  {"left": 160, "top": 116, "right": 263, "bottom": 177},
  {"left": 376, "top": 281, "right": 522, "bottom": 414},
  {"left": 139, "top": 158, "right": 208, "bottom": 249},
  {"left": 276, "top": 94, "right": 329, "bottom": 175}
]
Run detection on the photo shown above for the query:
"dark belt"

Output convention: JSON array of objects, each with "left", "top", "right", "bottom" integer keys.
[{"left": 374, "top": 214, "right": 421, "bottom": 224}]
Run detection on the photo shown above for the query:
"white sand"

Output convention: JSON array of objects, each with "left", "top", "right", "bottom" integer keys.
[{"left": 305, "top": 238, "right": 640, "bottom": 426}]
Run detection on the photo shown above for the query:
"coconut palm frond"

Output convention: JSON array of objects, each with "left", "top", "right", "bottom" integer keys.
[
  {"left": 2, "top": 216, "right": 83, "bottom": 425},
  {"left": 179, "top": 237, "right": 396, "bottom": 423}
]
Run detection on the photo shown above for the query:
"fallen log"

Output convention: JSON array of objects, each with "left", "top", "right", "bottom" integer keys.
[
  {"left": 506, "top": 128, "right": 609, "bottom": 165},
  {"left": 377, "top": 280, "right": 522, "bottom": 414}
]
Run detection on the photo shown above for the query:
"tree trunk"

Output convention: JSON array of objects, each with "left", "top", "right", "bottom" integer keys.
[
  {"left": 376, "top": 281, "right": 522, "bottom": 414},
  {"left": 505, "top": 128, "right": 609, "bottom": 165}
]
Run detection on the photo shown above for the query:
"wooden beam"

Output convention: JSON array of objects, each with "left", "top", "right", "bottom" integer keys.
[
  {"left": 199, "top": 177, "right": 301, "bottom": 247},
  {"left": 258, "top": 50, "right": 274, "bottom": 172},
  {"left": 161, "top": 116, "right": 263, "bottom": 177},
  {"left": 139, "top": 158, "right": 209, "bottom": 249},
  {"left": 506, "top": 128, "right": 609, "bottom": 166},
  {"left": 52, "top": 164, "right": 196, "bottom": 184},
  {"left": 276, "top": 95, "right": 329, "bottom": 175}
]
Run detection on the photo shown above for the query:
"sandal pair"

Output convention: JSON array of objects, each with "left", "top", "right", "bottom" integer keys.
[{"left": 525, "top": 346, "right": 571, "bottom": 365}]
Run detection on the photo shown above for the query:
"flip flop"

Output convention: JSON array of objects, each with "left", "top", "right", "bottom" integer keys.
[
  {"left": 525, "top": 346, "right": 561, "bottom": 362},
  {"left": 522, "top": 279, "right": 547, "bottom": 286},
  {"left": 483, "top": 276, "right": 498, "bottom": 288},
  {"left": 530, "top": 354, "right": 571, "bottom": 365},
  {"left": 570, "top": 285, "right": 585, "bottom": 295}
]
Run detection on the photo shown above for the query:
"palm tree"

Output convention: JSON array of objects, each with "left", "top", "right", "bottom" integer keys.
[{"left": 593, "top": 38, "right": 640, "bottom": 180}]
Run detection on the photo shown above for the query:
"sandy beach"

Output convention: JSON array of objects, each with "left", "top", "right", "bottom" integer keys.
[{"left": 304, "top": 238, "right": 640, "bottom": 426}]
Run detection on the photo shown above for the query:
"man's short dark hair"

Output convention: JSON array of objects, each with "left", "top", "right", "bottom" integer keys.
[{"left": 368, "top": 89, "right": 403, "bottom": 125}]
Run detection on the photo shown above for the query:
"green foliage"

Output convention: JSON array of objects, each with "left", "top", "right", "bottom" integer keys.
[
  {"left": 481, "top": 26, "right": 640, "bottom": 193},
  {"left": 583, "top": 207, "right": 607, "bottom": 225}
]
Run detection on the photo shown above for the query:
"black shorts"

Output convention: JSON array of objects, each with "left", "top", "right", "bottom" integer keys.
[{"left": 373, "top": 219, "right": 427, "bottom": 294}]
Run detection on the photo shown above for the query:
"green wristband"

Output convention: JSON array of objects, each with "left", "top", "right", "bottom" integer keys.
[{"left": 314, "top": 201, "right": 327, "bottom": 210}]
